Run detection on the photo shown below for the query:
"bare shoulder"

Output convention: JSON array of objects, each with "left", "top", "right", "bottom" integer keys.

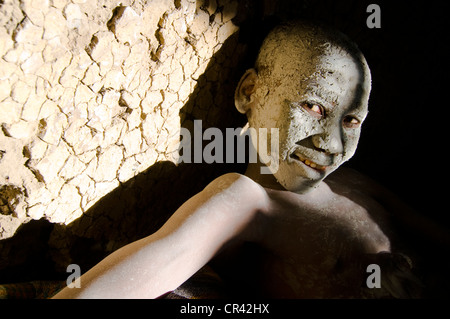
[
  {"left": 189, "top": 173, "right": 270, "bottom": 244},
  {"left": 203, "top": 173, "right": 269, "bottom": 207}
]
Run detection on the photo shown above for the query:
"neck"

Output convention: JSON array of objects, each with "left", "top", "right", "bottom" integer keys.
[
  {"left": 244, "top": 161, "right": 285, "bottom": 191},
  {"left": 244, "top": 159, "right": 327, "bottom": 195}
]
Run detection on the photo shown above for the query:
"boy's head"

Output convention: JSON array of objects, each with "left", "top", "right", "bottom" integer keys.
[{"left": 235, "top": 21, "right": 372, "bottom": 193}]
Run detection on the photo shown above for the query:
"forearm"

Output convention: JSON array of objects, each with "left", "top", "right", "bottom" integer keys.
[
  {"left": 53, "top": 197, "right": 222, "bottom": 299},
  {"left": 53, "top": 233, "right": 195, "bottom": 299}
]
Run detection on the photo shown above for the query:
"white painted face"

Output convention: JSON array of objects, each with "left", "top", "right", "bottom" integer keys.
[{"left": 248, "top": 43, "right": 371, "bottom": 193}]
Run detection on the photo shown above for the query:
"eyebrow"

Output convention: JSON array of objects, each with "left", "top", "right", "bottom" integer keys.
[
  {"left": 301, "top": 86, "right": 340, "bottom": 108},
  {"left": 300, "top": 85, "right": 368, "bottom": 115}
]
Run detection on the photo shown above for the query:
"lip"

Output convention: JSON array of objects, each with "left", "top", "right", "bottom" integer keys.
[
  {"left": 289, "top": 148, "right": 334, "bottom": 173},
  {"left": 290, "top": 153, "right": 328, "bottom": 172}
]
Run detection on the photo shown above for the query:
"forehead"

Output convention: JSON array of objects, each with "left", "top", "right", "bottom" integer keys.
[
  {"left": 277, "top": 49, "right": 371, "bottom": 113},
  {"left": 308, "top": 53, "right": 370, "bottom": 108}
]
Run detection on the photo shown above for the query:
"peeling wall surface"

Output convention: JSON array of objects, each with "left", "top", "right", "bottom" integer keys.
[{"left": 0, "top": 0, "right": 248, "bottom": 275}]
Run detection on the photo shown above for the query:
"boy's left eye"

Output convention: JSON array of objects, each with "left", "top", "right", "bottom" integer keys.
[{"left": 343, "top": 115, "right": 361, "bottom": 128}]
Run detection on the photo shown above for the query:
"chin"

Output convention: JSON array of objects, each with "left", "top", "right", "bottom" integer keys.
[
  {"left": 271, "top": 161, "right": 327, "bottom": 193},
  {"left": 274, "top": 171, "right": 323, "bottom": 194}
]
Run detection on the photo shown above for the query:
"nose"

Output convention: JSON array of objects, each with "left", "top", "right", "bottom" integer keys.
[{"left": 311, "top": 129, "right": 344, "bottom": 155}]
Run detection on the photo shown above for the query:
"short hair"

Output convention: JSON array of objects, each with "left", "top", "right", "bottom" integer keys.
[{"left": 254, "top": 21, "right": 369, "bottom": 82}]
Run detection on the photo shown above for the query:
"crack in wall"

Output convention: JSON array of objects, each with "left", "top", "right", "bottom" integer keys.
[
  {"left": 106, "top": 5, "right": 127, "bottom": 36},
  {"left": 0, "top": 0, "right": 242, "bottom": 273}
]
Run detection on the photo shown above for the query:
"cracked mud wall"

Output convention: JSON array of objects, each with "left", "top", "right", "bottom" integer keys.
[
  {"left": 0, "top": 0, "right": 250, "bottom": 275},
  {"left": 0, "top": 0, "right": 241, "bottom": 234}
]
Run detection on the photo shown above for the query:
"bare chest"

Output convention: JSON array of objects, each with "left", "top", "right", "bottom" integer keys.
[{"left": 254, "top": 188, "right": 391, "bottom": 297}]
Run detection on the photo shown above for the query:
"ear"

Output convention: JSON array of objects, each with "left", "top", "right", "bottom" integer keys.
[{"left": 235, "top": 68, "right": 258, "bottom": 114}]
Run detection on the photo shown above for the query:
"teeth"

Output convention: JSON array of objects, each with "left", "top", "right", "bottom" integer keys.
[{"left": 293, "top": 154, "right": 325, "bottom": 170}]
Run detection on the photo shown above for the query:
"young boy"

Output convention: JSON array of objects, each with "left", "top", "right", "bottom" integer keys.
[{"left": 53, "top": 21, "right": 418, "bottom": 299}]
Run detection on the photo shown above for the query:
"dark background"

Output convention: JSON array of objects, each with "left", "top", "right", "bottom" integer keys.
[
  {"left": 341, "top": 1, "right": 449, "bottom": 227},
  {"left": 235, "top": 0, "right": 450, "bottom": 228}
]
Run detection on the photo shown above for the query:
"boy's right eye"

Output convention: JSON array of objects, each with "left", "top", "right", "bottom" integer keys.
[{"left": 301, "top": 102, "right": 324, "bottom": 118}]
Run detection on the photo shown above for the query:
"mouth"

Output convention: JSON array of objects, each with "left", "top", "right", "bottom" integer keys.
[{"left": 290, "top": 152, "right": 328, "bottom": 172}]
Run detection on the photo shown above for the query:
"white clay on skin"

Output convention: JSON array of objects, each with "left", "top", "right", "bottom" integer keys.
[{"left": 246, "top": 22, "right": 371, "bottom": 193}]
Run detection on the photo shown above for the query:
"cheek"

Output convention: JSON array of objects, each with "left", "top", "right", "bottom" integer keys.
[
  {"left": 248, "top": 95, "right": 278, "bottom": 129},
  {"left": 282, "top": 112, "right": 319, "bottom": 146},
  {"left": 342, "top": 130, "right": 361, "bottom": 160}
]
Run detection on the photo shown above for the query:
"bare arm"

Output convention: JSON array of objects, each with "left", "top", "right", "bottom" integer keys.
[{"left": 52, "top": 173, "right": 267, "bottom": 299}]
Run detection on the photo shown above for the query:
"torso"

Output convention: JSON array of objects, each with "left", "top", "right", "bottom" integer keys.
[{"left": 214, "top": 170, "right": 394, "bottom": 298}]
